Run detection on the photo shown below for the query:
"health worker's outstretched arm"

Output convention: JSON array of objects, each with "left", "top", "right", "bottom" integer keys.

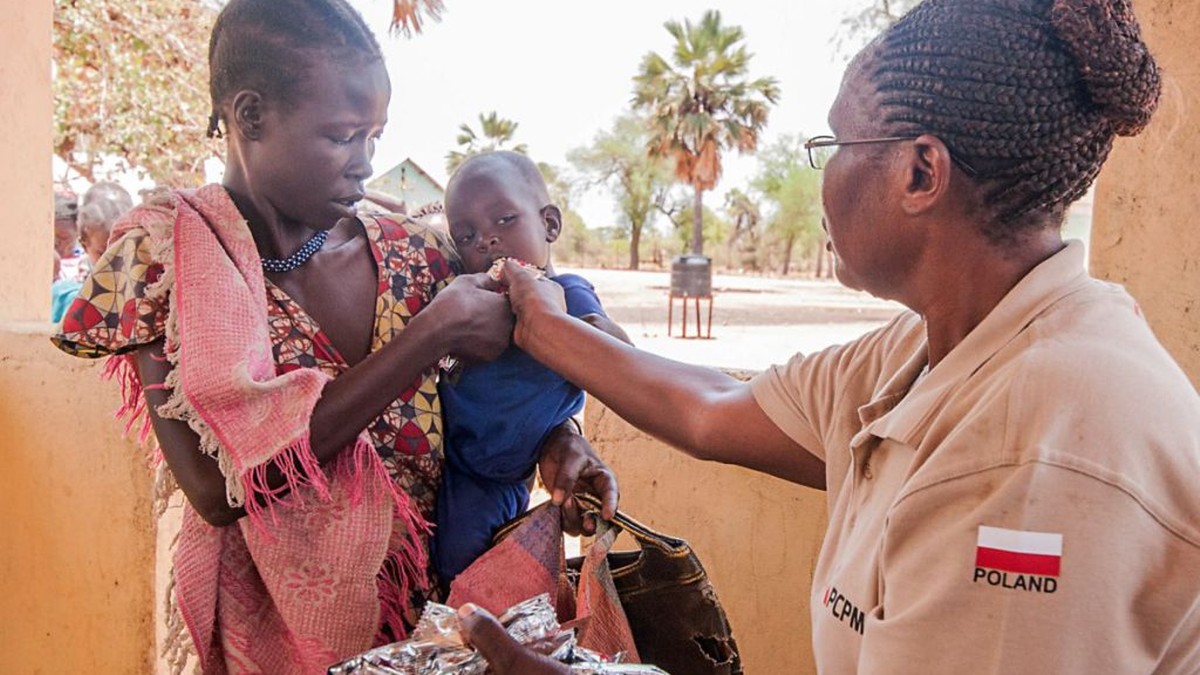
[{"left": 503, "top": 261, "right": 825, "bottom": 490}]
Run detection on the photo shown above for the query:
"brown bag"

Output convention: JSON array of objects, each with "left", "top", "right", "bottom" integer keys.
[{"left": 487, "top": 494, "right": 743, "bottom": 675}]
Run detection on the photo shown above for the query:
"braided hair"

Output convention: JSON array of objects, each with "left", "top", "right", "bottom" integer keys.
[
  {"left": 869, "top": 0, "right": 1160, "bottom": 241},
  {"left": 206, "top": 0, "right": 383, "bottom": 138}
]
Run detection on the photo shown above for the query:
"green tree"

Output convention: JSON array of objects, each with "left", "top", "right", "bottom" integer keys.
[
  {"left": 833, "top": 0, "right": 920, "bottom": 61},
  {"left": 535, "top": 161, "right": 593, "bottom": 266},
  {"left": 724, "top": 188, "right": 762, "bottom": 271},
  {"left": 445, "top": 111, "right": 528, "bottom": 174},
  {"left": 537, "top": 162, "right": 575, "bottom": 214},
  {"left": 633, "top": 10, "right": 779, "bottom": 256},
  {"left": 669, "top": 205, "right": 730, "bottom": 262},
  {"left": 554, "top": 208, "right": 596, "bottom": 267},
  {"left": 568, "top": 113, "right": 677, "bottom": 270},
  {"left": 752, "top": 135, "right": 824, "bottom": 275},
  {"left": 53, "top": 0, "right": 219, "bottom": 186}
]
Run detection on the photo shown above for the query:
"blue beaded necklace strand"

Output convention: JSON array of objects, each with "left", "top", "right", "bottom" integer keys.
[{"left": 260, "top": 229, "right": 328, "bottom": 273}]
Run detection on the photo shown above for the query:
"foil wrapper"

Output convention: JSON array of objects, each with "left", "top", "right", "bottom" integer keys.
[
  {"left": 485, "top": 256, "right": 545, "bottom": 284},
  {"left": 327, "top": 594, "right": 668, "bottom": 675}
]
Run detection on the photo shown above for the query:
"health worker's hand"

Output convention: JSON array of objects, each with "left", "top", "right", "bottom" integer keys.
[{"left": 501, "top": 260, "right": 566, "bottom": 350}]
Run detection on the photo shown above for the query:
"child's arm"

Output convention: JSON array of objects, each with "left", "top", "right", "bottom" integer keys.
[
  {"left": 580, "top": 313, "right": 633, "bottom": 346},
  {"left": 555, "top": 273, "right": 633, "bottom": 346}
]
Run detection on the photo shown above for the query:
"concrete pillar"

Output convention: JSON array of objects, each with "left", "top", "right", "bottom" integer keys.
[
  {"left": 0, "top": 2, "right": 156, "bottom": 672},
  {"left": 0, "top": 0, "right": 53, "bottom": 323}
]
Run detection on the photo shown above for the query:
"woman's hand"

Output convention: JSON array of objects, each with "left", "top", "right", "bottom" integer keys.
[
  {"left": 457, "top": 604, "right": 571, "bottom": 674},
  {"left": 428, "top": 272, "right": 514, "bottom": 362},
  {"left": 539, "top": 421, "right": 618, "bottom": 535},
  {"left": 501, "top": 261, "right": 566, "bottom": 349}
]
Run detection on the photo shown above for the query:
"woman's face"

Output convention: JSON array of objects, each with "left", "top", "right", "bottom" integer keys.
[
  {"left": 247, "top": 57, "right": 391, "bottom": 231},
  {"left": 80, "top": 226, "right": 109, "bottom": 264},
  {"left": 54, "top": 218, "right": 78, "bottom": 258},
  {"left": 820, "top": 59, "right": 916, "bottom": 299}
]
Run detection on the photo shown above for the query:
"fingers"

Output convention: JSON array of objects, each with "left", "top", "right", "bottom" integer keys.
[
  {"left": 559, "top": 495, "right": 596, "bottom": 537},
  {"left": 458, "top": 603, "right": 519, "bottom": 673},
  {"left": 502, "top": 259, "right": 536, "bottom": 287},
  {"left": 548, "top": 443, "right": 588, "bottom": 508},
  {"left": 453, "top": 270, "right": 504, "bottom": 292},
  {"left": 457, "top": 604, "right": 568, "bottom": 675},
  {"left": 587, "top": 466, "right": 620, "bottom": 522}
]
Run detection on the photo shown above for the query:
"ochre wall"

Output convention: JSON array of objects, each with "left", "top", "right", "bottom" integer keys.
[
  {"left": 587, "top": 403, "right": 828, "bottom": 675},
  {"left": 0, "top": 330, "right": 156, "bottom": 672},
  {"left": 0, "top": 0, "right": 52, "bottom": 323},
  {"left": 0, "top": 2, "right": 156, "bottom": 671},
  {"left": 1091, "top": 0, "right": 1200, "bottom": 387}
]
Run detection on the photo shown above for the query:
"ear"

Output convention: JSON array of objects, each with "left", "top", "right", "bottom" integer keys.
[
  {"left": 900, "top": 134, "right": 954, "bottom": 216},
  {"left": 541, "top": 204, "right": 563, "bottom": 243},
  {"left": 231, "top": 90, "right": 266, "bottom": 142}
]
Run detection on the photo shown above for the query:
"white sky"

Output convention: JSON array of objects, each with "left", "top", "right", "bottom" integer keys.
[{"left": 348, "top": 0, "right": 869, "bottom": 230}]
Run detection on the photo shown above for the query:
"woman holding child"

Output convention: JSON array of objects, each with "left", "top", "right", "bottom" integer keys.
[
  {"left": 53, "top": 0, "right": 614, "bottom": 672},
  {"left": 461, "top": 0, "right": 1200, "bottom": 672}
]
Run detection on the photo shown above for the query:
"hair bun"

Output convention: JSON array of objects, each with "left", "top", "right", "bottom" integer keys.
[{"left": 1050, "top": 0, "right": 1161, "bottom": 136}]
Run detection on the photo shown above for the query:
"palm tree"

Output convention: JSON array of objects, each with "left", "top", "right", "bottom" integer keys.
[
  {"left": 389, "top": 0, "right": 444, "bottom": 37},
  {"left": 633, "top": 10, "right": 779, "bottom": 256},
  {"left": 445, "top": 111, "right": 529, "bottom": 175}
]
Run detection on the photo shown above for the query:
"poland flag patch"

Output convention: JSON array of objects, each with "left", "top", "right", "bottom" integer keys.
[{"left": 975, "top": 525, "right": 1063, "bottom": 577}]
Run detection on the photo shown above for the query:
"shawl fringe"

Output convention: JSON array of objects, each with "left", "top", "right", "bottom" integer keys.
[
  {"left": 88, "top": 186, "right": 435, "bottom": 671},
  {"left": 162, "top": 528, "right": 197, "bottom": 675}
]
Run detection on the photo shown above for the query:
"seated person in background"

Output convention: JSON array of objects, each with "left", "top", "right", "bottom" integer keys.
[
  {"left": 79, "top": 180, "right": 134, "bottom": 212},
  {"left": 53, "top": 192, "right": 82, "bottom": 276},
  {"left": 76, "top": 204, "right": 112, "bottom": 267},
  {"left": 434, "top": 151, "right": 631, "bottom": 586},
  {"left": 77, "top": 181, "right": 134, "bottom": 266},
  {"left": 50, "top": 192, "right": 82, "bottom": 323},
  {"left": 52, "top": 183, "right": 136, "bottom": 323}
]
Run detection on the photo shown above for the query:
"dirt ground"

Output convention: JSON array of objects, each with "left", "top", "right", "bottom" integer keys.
[{"left": 558, "top": 266, "right": 905, "bottom": 372}]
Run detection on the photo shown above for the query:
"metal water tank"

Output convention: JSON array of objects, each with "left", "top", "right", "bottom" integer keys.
[{"left": 670, "top": 254, "right": 712, "bottom": 297}]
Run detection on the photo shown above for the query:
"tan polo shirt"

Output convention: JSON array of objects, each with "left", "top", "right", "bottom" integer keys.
[{"left": 752, "top": 241, "right": 1200, "bottom": 674}]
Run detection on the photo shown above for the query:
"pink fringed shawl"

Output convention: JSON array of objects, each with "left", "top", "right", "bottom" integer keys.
[{"left": 106, "top": 186, "right": 430, "bottom": 673}]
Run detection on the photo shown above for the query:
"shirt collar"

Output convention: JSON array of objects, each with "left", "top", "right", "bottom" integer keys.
[{"left": 861, "top": 240, "right": 1091, "bottom": 446}]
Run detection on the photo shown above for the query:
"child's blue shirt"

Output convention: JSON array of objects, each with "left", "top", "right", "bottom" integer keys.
[{"left": 433, "top": 273, "right": 606, "bottom": 584}]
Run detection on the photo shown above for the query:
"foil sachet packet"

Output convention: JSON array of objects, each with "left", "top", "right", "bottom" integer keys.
[{"left": 327, "top": 594, "right": 668, "bottom": 675}]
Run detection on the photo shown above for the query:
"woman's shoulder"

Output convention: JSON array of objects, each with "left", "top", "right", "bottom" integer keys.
[
  {"left": 51, "top": 194, "right": 181, "bottom": 358},
  {"left": 361, "top": 211, "right": 459, "bottom": 276}
]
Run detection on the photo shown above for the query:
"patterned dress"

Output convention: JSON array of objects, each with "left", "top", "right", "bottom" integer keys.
[{"left": 54, "top": 208, "right": 459, "bottom": 607}]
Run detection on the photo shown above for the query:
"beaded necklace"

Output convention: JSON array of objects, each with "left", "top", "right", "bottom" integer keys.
[{"left": 261, "top": 229, "right": 328, "bottom": 273}]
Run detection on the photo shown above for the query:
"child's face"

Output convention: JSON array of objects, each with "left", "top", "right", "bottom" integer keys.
[
  {"left": 241, "top": 57, "right": 390, "bottom": 230},
  {"left": 446, "top": 171, "right": 561, "bottom": 274}
]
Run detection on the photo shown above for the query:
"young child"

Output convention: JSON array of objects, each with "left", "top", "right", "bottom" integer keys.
[{"left": 436, "top": 151, "right": 630, "bottom": 585}]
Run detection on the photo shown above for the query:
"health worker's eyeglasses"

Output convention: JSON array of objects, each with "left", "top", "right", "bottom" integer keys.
[{"left": 804, "top": 135, "right": 978, "bottom": 177}]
